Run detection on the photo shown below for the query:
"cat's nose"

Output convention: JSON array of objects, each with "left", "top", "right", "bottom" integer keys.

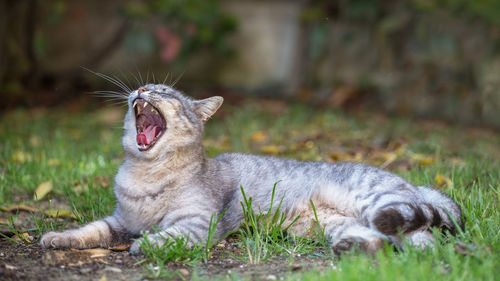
[{"left": 138, "top": 87, "right": 147, "bottom": 94}]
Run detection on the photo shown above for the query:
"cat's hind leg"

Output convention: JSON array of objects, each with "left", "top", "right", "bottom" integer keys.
[
  {"left": 406, "top": 230, "right": 435, "bottom": 248},
  {"left": 288, "top": 204, "right": 392, "bottom": 255},
  {"left": 324, "top": 215, "right": 393, "bottom": 255}
]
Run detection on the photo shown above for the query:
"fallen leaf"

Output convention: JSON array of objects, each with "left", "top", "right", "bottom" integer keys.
[
  {"left": 84, "top": 248, "right": 111, "bottom": 258},
  {"left": 74, "top": 184, "right": 88, "bottom": 194},
  {"left": 4, "top": 264, "right": 17, "bottom": 270},
  {"left": 435, "top": 174, "right": 452, "bottom": 188},
  {"left": 104, "top": 266, "right": 122, "bottom": 273},
  {"left": 29, "top": 135, "right": 40, "bottom": 147},
  {"left": 450, "top": 157, "right": 466, "bottom": 168},
  {"left": 47, "top": 159, "right": 60, "bottom": 166},
  {"left": 260, "top": 145, "right": 282, "bottom": 155},
  {"left": 251, "top": 131, "right": 268, "bottom": 143},
  {"left": 34, "top": 181, "right": 52, "bottom": 200},
  {"left": 378, "top": 152, "right": 398, "bottom": 168},
  {"left": 0, "top": 218, "right": 9, "bottom": 225},
  {"left": 13, "top": 232, "right": 33, "bottom": 243},
  {"left": 328, "top": 152, "right": 363, "bottom": 162},
  {"left": 95, "top": 176, "right": 110, "bottom": 188},
  {"left": 12, "top": 150, "right": 32, "bottom": 163},
  {"left": 1, "top": 204, "right": 38, "bottom": 213},
  {"left": 385, "top": 159, "right": 413, "bottom": 171},
  {"left": 410, "top": 153, "right": 434, "bottom": 166},
  {"left": 21, "top": 232, "right": 33, "bottom": 243},
  {"left": 98, "top": 275, "right": 108, "bottom": 281},
  {"left": 44, "top": 209, "right": 78, "bottom": 219},
  {"left": 179, "top": 268, "right": 189, "bottom": 276},
  {"left": 109, "top": 242, "right": 132, "bottom": 251}
]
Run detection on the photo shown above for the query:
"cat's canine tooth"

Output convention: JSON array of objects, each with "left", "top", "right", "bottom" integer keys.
[
  {"left": 133, "top": 100, "right": 137, "bottom": 108},
  {"left": 144, "top": 101, "right": 149, "bottom": 108}
]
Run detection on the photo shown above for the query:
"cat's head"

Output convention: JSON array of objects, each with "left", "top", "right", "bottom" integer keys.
[{"left": 122, "top": 84, "right": 223, "bottom": 159}]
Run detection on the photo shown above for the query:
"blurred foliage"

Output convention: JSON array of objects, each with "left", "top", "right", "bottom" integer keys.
[
  {"left": 414, "top": 0, "right": 500, "bottom": 27},
  {"left": 123, "top": 0, "right": 236, "bottom": 64},
  {"left": 0, "top": 0, "right": 236, "bottom": 103}
]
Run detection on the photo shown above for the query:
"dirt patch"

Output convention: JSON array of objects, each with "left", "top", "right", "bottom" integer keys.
[{"left": 0, "top": 238, "right": 336, "bottom": 281}]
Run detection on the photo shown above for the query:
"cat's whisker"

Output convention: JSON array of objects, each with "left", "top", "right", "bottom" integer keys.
[
  {"left": 137, "top": 68, "right": 144, "bottom": 86},
  {"left": 162, "top": 73, "right": 170, "bottom": 85},
  {"left": 114, "top": 67, "right": 135, "bottom": 95},
  {"left": 171, "top": 71, "right": 185, "bottom": 87},
  {"left": 125, "top": 69, "right": 141, "bottom": 90},
  {"left": 83, "top": 67, "right": 132, "bottom": 93},
  {"left": 110, "top": 73, "right": 133, "bottom": 94},
  {"left": 92, "top": 91, "right": 129, "bottom": 100}
]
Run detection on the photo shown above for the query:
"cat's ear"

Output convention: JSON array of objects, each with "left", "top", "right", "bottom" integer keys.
[{"left": 194, "top": 96, "right": 224, "bottom": 122}]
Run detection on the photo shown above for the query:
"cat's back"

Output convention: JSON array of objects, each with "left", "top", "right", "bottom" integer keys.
[{"left": 215, "top": 152, "right": 400, "bottom": 184}]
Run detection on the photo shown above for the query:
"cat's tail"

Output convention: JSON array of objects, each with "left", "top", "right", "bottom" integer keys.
[
  {"left": 369, "top": 186, "right": 464, "bottom": 236},
  {"left": 416, "top": 185, "right": 464, "bottom": 235}
]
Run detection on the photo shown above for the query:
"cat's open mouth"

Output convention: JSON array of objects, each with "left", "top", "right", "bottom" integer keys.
[{"left": 133, "top": 98, "right": 166, "bottom": 151}]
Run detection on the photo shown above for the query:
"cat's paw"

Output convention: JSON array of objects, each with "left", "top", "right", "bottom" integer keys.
[
  {"left": 130, "top": 234, "right": 167, "bottom": 255},
  {"left": 129, "top": 239, "right": 145, "bottom": 255},
  {"left": 332, "top": 236, "right": 389, "bottom": 255},
  {"left": 40, "top": 231, "right": 84, "bottom": 249}
]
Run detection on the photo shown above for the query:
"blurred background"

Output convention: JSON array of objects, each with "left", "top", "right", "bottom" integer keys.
[{"left": 2, "top": 0, "right": 500, "bottom": 128}]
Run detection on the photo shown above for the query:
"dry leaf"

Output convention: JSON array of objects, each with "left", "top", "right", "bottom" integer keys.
[
  {"left": 21, "top": 232, "right": 33, "bottom": 243},
  {"left": 95, "top": 176, "right": 110, "bottom": 188},
  {"left": 29, "top": 135, "right": 40, "bottom": 147},
  {"left": 0, "top": 218, "right": 9, "bottom": 225},
  {"left": 328, "top": 152, "right": 363, "bottom": 162},
  {"left": 44, "top": 209, "right": 77, "bottom": 219},
  {"left": 410, "top": 154, "right": 434, "bottom": 166},
  {"left": 1, "top": 204, "right": 38, "bottom": 213},
  {"left": 84, "top": 248, "right": 111, "bottom": 258},
  {"left": 34, "top": 181, "right": 53, "bottom": 200},
  {"left": 109, "top": 242, "right": 133, "bottom": 251},
  {"left": 13, "top": 232, "right": 33, "bottom": 243},
  {"left": 47, "top": 159, "right": 61, "bottom": 166},
  {"left": 251, "top": 131, "right": 268, "bottom": 143},
  {"left": 435, "top": 174, "right": 452, "bottom": 188},
  {"left": 12, "top": 150, "right": 32, "bottom": 163},
  {"left": 74, "top": 184, "right": 89, "bottom": 194},
  {"left": 260, "top": 145, "right": 281, "bottom": 155},
  {"left": 378, "top": 152, "right": 398, "bottom": 168}
]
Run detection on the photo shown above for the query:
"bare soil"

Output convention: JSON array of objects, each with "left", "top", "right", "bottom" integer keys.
[{"left": 0, "top": 234, "right": 335, "bottom": 281}]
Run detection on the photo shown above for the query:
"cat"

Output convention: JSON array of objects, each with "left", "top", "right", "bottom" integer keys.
[{"left": 41, "top": 83, "right": 464, "bottom": 255}]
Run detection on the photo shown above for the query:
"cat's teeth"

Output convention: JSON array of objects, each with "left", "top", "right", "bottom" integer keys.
[
  {"left": 144, "top": 102, "right": 149, "bottom": 108},
  {"left": 133, "top": 100, "right": 137, "bottom": 108}
]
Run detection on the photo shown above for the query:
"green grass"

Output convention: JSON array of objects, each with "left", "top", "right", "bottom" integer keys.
[{"left": 0, "top": 102, "right": 498, "bottom": 280}]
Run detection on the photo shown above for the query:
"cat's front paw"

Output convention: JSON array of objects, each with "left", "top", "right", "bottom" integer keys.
[
  {"left": 40, "top": 231, "right": 84, "bottom": 249},
  {"left": 129, "top": 239, "right": 144, "bottom": 255}
]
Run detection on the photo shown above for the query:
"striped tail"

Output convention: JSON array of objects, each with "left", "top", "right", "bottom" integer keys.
[{"left": 371, "top": 186, "right": 464, "bottom": 236}]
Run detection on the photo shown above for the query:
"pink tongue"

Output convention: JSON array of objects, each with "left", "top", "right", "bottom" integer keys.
[{"left": 136, "top": 126, "right": 161, "bottom": 146}]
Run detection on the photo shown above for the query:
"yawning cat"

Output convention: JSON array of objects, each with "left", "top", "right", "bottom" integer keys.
[{"left": 41, "top": 84, "right": 464, "bottom": 254}]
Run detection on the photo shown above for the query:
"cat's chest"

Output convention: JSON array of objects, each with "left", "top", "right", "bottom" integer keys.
[{"left": 115, "top": 185, "right": 174, "bottom": 233}]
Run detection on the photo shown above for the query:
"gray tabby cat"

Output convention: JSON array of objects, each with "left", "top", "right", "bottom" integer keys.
[{"left": 41, "top": 84, "right": 464, "bottom": 255}]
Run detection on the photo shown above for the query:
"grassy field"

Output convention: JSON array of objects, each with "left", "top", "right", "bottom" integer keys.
[{"left": 0, "top": 100, "right": 498, "bottom": 280}]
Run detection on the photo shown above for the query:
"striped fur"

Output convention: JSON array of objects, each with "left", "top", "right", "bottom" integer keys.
[{"left": 41, "top": 84, "right": 464, "bottom": 254}]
